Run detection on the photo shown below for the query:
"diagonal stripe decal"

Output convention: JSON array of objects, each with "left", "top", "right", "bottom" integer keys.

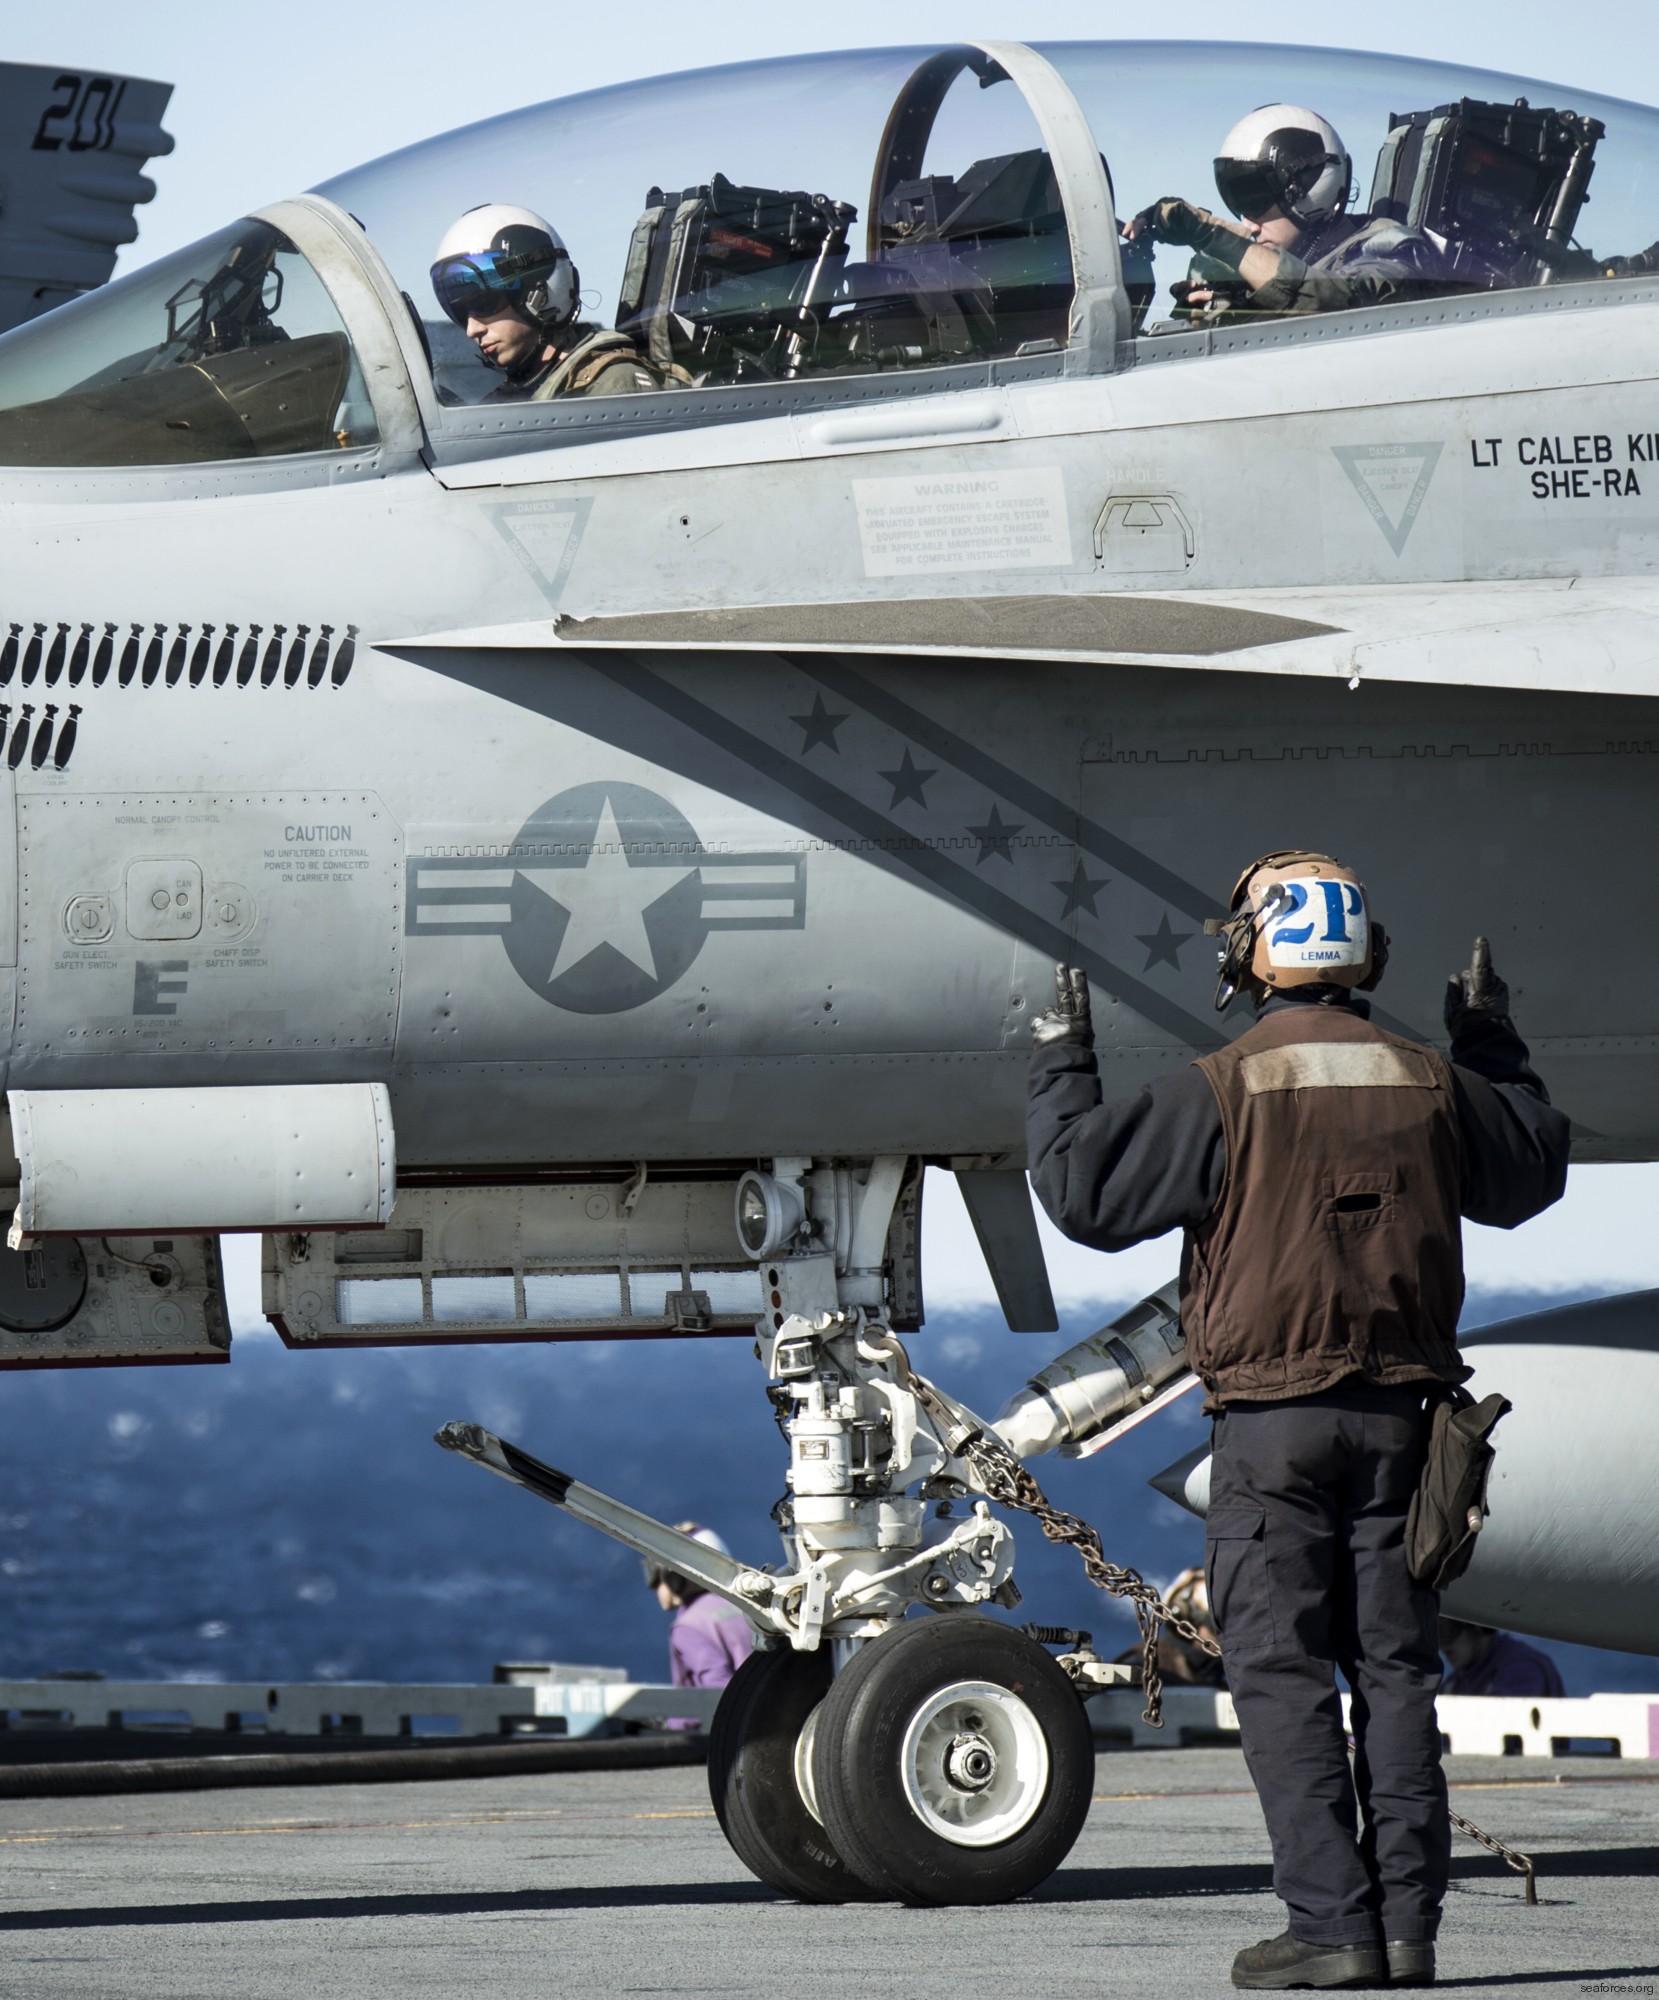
[
  {"left": 798, "top": 656, "right": 1221, "bottom": 925},
  {"left": 790, "top": 656, "right": 1425, "bottom": 1044},
  {"left": 397, "top": 638, "right": 1427, "bottom": 1050},
  {"left": 587, "top": 652, "right": 1229, "bottom": 1052}
]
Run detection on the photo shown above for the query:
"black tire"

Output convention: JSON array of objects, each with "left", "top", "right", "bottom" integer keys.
[
  {"left": 811, "top": 1615, "right": 1094, "bottom": 1905},
  {"left": 707, "top": 1646, "right": 883, "bottom": 1903}
]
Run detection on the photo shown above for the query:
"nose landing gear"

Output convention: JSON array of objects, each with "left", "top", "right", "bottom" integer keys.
[
  {"left": 703, "top": 1608, "right": 1103, "bottom": 1904},
  {"left": 706, "top": 1645, "right": 881, "bottom": 1904},
  {"left": 436, "top": 1290, "right": 1136, "bottom": 1906},
  {"left": 807, "top": 1616, "right": 1095, "bottom": 1904},
  {"left": 436, "top": 1203, "right": 1189, "bottom": 1909},
  {"left": 707, "top": 1616, "right": 1096, "bottom": 1905}
]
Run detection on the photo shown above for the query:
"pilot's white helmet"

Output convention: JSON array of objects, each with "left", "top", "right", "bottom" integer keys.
[
  {"left": 429, "top": 203, "right": 579, "bottom": 332},
  {"left": 1213, "top": 105, "right": 1352, "bottom": 229}
]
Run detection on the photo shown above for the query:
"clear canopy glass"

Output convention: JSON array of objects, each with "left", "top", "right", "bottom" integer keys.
[
  {"left": 1042, "top": 42, "right": 1659, "bottom": 329},
  {"left": 317, "top": 39, "right": 1659, "bottom": 402},
  {"left": 323, "top": 46, "right": 1075, "bottom": 404},
  {"left": 0, "top": 219, "right": 378, "bottom": 467},
  {"left": 4, "top": 41, "right": 1658, "bottom": 466}
]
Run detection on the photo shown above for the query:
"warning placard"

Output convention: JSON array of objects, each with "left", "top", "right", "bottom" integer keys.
[{"left": 853, "top": 467, "right": 1072, "bottom": 577}]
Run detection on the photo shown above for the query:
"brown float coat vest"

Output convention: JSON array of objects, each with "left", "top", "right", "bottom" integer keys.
[{"left": 1183, "top": 1005, "right": 1468, "bottom": 1404}]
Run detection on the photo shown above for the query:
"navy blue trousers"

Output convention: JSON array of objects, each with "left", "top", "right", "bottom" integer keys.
[{"left": 1206, "top": 1379, "right": 1449, "bottom": 1947}]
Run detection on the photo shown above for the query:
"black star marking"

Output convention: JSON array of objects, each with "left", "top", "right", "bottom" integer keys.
[
  {"left": 1136, "top": 910, "right": 1196, "bottom": 971},
  {"left": 966, "top": 801, "right": 1025, "bottom": 866},
  {"left": 876, "top": 746, "right": 938, "bottom": 809},
  {"left": 789, "top": 692, "right": 848, "bottom": 754},
  {"left": 1053, "top": 858, "right": 1109, "bottom": 919}
]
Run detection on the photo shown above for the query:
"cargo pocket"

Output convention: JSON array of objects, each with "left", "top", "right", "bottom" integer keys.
[{"left": 1205, "top": 1499, "right": 1275, "bottom": 1663}]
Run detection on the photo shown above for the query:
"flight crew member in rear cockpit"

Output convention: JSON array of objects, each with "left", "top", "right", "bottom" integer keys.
[
  {"left": 1126, "top": 104, "right": 1447, "bottom": 322},
  {"left": 429, "top": 203, "right": 659, "bottom": 402}
]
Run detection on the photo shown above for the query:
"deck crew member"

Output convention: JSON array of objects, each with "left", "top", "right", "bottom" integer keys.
[
  {"left": 1440, "top": 1617, "right": 1566, "bottom": 1698},
  {"left": 646, "top": 1522, "right": 754, "bottom": 1695},
  {"left": 430, "top": 203, "right": 658, "bottom": 402},
  {"left": 1026, "top": 853, "right": 1570, "bottom": 1990}
]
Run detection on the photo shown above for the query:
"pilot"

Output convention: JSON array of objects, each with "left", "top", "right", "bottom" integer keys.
[
  {"left": 1025, "top": 860, "right": 1570, "bottom": 1991},
  {"left": 429, "top": 204, "right": 658, "bottom": 402},
  {"left": 1127, "top": 105, "right": 1446, "bottom": 321}
]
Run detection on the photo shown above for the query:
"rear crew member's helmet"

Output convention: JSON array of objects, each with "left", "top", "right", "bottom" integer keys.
[
  {"left": 1206, "top": 849, "right": 1389, "bottom": 1011},
  {"left": 1213, "top": 105, "right": 1353, "bottom": 229},
  {"left": 430, "top": 203, "right": 579, "bottom": 334}
]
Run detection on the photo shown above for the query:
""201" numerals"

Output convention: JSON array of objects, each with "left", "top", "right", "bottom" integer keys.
[{"left": 31, "top": 73, "right": 128, "bottom": 153}]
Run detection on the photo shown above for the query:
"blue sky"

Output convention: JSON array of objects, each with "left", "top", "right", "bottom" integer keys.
[
  {"left": 15, "top": 1, "right": 1659, "bottom": 268},
  {"left": 20, "top": 0, "right": 1659, "bottom": 1312}
]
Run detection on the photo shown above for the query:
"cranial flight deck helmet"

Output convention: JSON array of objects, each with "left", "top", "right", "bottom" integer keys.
[
  {"left": 1205, "top": 850, "right": 1389, "bottom": 1012},
  {"left": 1213, "top": 104, "right": 1353, "bottom": 229},
  {"left": 429, "top": 203, "right": 579, "bottom": 337},
  {"left": 642, "top": 1522, "right": 731, "bottom": 1599}
]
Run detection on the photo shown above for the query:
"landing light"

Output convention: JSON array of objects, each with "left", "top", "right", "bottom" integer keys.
[{"left": 735, "top": 1170, "right": 803, "bottom": 1261}]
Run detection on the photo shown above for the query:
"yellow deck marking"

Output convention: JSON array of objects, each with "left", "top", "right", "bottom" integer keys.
[{"left": 0, "top": 1805, "right": 720, "bottom": 1846}]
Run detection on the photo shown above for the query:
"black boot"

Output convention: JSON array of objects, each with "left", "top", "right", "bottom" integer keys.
[
  {"left": 1386, "top": 1941, "right": 1435, "bottom": 1986},
  {"left": 1232, "top": 1931, "right": 1388, "bottom": 1990}
]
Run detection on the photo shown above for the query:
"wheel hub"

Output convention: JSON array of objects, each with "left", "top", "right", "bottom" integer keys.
[
  {"left": 944, "top": 1728, "right": 996, "bottom": 1791},
  {"left": 900, "top": 1679, "right": 1050, "bottom": 1847},
  {"left": 793, "top": 1700, "right": 826, "bottom": 1826}
]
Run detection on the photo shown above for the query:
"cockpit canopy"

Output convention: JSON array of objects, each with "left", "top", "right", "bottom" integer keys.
[
  {"left": 328, "top": 37, "right": 1659, "bottom": 402},
  {"left": 390, "top": 41, "right": 1092, "bottom": 403},
  {"left": 2, "top": 39, "right": 1657, "bottom": 466},
  {"left": 0, "top": 217, "right": 376, "bottom": 466}
]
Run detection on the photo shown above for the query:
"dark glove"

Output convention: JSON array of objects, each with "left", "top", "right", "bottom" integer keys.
[
  {"left": 1131, "top": 197, "right": 1245, "bottom": 269},
  {"left": 1444, "top": 936, "right": 1511, "bottom": 1038},
  {"left": 1603, "top": 239, "right": 1659, "bottom": 278},
  {"left": 1030, "top": 963, "right": 1093, "bottom": 1049}
]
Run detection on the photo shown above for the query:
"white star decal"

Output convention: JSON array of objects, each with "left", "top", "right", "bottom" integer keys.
[{"left": 517, "top": 795, "right": 692, "bottom": 985}]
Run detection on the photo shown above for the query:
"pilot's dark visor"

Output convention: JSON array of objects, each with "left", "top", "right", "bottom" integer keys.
[
  {"left": 429, "top": 246, "right": 559, "bottom": 327},
  {"left": 1213, "top": 158, "right": 1283, "bottom": 222}
]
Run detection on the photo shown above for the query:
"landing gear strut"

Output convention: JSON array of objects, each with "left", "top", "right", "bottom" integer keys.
[
  {"left": 436, "top": 1288, "right": 1125, "bottom": 1906},
  {"left": 437, "top": 1155, "right": 1168, "bottom": 1906}
]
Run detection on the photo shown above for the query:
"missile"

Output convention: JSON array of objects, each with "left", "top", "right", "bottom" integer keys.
[
  {"left": 1149, "top": 1441, "right": 1211, "bottom": 1514},
  {"left": 994, "top": 1279, "right": 1192, "bottom": 1458},
  {"left": 1148, "top": 1287, "right": 1659, "bottom": 1658}
]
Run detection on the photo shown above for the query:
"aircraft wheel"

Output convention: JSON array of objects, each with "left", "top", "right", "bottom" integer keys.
[
  {"left": 811, "top": 1616, "right": 1094, "bottom": 1905},
  {"left": 706, "top": 1645, "right": 884, "bottom": 1903}
]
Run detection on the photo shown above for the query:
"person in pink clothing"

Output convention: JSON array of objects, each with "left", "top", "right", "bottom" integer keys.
[{"left": 646, "top": 1522, "right": 755, "bottom": 1693}]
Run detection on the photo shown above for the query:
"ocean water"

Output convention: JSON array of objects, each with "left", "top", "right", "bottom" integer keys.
[{"left": 0, "top": 1289, "right": 1650, "bottom": 1698}]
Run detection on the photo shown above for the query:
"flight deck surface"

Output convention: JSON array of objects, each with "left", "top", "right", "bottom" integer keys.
[{"left": 0, "top": 1751, "right": 1651, "bottom": 1997}]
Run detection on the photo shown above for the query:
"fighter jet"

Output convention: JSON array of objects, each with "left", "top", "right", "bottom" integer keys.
[
  {"left": 0, "top": 62, "right": 174, "bottom": 334},
  {"left": 0, "top": 37, "right": 1656, "bottom": 1903}
]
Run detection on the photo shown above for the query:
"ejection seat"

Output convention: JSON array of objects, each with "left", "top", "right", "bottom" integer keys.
[
  {"left": 1368, "top": 95, "right": 1607, "bottom": 289},
  {"left": 614, "top": 173, "right": 858, "bottom": 384},
  {"left": 612, "top": 143, "right": 1076, "bottom": 385}
]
